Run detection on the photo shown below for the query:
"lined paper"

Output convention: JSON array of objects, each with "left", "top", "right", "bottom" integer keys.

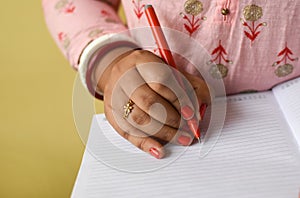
[
  {"left": 273, "top": 77, "right": 300, "bottom": 148},
  {"left": 72, "top": 92, "right": 300, "bottom": 198}
]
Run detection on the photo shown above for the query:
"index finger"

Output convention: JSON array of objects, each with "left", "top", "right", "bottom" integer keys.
[{"left": 136, "top": 62, "right": 201, "bottom": 121}]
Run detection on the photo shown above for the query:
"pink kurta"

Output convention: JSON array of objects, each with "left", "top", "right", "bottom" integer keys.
[{"left": 42, "top": 0, "right": 300, "bottom": 95}]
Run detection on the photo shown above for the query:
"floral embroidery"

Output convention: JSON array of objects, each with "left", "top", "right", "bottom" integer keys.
[
  {"left": 132, "top": 0, "right": 145, "bottom": 20},
  {"left": 241, "top": 4, "right": 267, "bottom": 44},
  {"left": 55, "top": 0, "right": 75, "bottom": 14},
  {"left": 207, "top": 40, "right": 232, "bottom": 79},
  {"left": 180, "top": 0, "right": 206, "bottom": 37},
  {"left": 184, "top": 0, "right": 203, "bottom": 15},
  {"left": 58, "top": 32, "right": 70, "bottom": 50},
  {"left": 272, "top": 43, "right": 298, "bottom": 77},
  {"left": 243, "top": 4, "right": 263, "bottom": 21},
  {"left": 100, "top": 10, "right": 118, "bottom": 23}
]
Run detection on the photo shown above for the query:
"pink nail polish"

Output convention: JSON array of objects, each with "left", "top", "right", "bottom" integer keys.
[
  {"left": 178, "top": 135, "right": 192, "bottom": 146},
  {"left": 149, "top": 147, "right": 160, "bottom": 159},
  {"left": 181, "top": 105, "right": 194, "bottom": 120}
]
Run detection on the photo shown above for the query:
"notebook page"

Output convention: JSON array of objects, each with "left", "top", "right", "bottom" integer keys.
[
  {"left": 72, "top": 92, "right": 300, "bottom": 198},
  {"left": 273, "top": 77, "right": 300, "bottom": 148}
]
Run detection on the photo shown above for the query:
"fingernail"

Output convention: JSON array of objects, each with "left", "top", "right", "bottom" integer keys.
[
  {"left": 187, "top": 119, "right": 201, "bottom": 139},
  {"left": 149, "top": 147, "right": 160, "bottom": 159},
  {"left": 177, "top": 134, "right": 192, "bottom": 146},
  {"left": 200, "top": 104, "right": 207, "bottom": 119},
  {"left": 181, "top": 105, "right": 194, "bottom": 120}
]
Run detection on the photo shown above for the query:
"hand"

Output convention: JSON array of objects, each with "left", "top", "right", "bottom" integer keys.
[{"left": 97, "top": 50, "right": 210, "bottom": 159}]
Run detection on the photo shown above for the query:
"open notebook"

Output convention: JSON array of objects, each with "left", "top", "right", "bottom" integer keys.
[{"left": 71, "top": 77, "right": 300, "bottom": 198}]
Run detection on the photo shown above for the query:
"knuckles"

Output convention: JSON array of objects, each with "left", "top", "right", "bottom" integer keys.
[
  {"left": 167, "top": 117, "right": 181, "bottom": 128},
  {"left": 139, "top": 92, "right": 159, "bottom": 111},
  {"left": 131, "top": 111, "right": 150, "bottom": 126}
]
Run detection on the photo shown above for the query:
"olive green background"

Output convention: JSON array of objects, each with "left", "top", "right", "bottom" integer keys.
[{"left": 0, "top": 1, "right": 113, "bottom": 197}]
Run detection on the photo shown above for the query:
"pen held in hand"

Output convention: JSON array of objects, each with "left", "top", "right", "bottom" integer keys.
[{"left": 144, "top": 4, "right": 205, "bottom": 141}]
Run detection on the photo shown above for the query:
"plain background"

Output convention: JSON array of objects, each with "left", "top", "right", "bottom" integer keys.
[{"left": 0, "top": 1, "right": 116, "bottom": 197}]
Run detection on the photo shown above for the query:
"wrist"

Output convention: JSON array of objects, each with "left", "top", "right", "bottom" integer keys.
[
  {"left": 85, "top": 41, "right": 140, "bottom": 100},
  {"left": 95, "top": 47, "right": 136, "bottom": 93},
  {"left": 77, "top": 33, "right": 140, "bottom": 100}
]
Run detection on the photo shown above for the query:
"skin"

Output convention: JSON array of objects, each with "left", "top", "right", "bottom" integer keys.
[{"left": 97, "top": 50, "right": 210, "bottom": 159}]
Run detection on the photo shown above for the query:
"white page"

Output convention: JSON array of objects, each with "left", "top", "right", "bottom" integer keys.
[
  {"left": 72, "top": 92, "right": 300, "bottom": 198},
  {"left": 273, "top": 77, "right": 300, "bottom": 149}
]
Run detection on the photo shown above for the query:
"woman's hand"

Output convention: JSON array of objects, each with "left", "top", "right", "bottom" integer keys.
[{"left": 97, "top": 50, "right": 210, "bottom": 159}]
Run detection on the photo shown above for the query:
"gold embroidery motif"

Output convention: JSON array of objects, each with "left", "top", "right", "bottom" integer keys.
[
  {"left": 184, "top": 0, "right": 203, "bottom": 16},
  {"left": 63, "top": 40, "right": 70, "bottom": 50},
  {"left": 88, "top": 29, "right": 103, "bottom": 38},
  {"left": 55, "top": 0, "right": 68, "bottom": 10},
  {"left": 272, "top": 43, "right": 298, "bottom": 77},
  {"left": 243, "top": 4, "right": 263, "bottom": 21},
  {"left": 207, "top": 40, "right": 232, "bottom": 79},
  {"left": 105, "top": 18, "right": 118, "bottom": 23},
  {"left": 274, "top": 64, "right": 294, "bottom": 77},
  {"left": 209, "top": 64, "right": 228, "bottom": 79}
]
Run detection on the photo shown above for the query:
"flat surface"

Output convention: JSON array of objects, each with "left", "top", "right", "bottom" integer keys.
[{"left": 72, "top": 91, "right": 300, "bottom": 198}]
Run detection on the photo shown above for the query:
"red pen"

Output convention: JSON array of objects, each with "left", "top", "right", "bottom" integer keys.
[{"left": 144, "top": 4, "right": 205, "bottom": 141}]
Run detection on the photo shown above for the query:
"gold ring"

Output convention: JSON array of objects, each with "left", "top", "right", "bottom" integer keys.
[{"left": 123, "top": 99, "right": 134, "bottom": 118}]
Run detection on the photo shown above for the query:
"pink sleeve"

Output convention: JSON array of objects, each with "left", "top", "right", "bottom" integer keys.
[{"left": 42, "top": 0, "right": 127, "bottom": 70}]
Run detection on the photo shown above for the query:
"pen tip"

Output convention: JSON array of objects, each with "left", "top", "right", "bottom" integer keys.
[{"left": 195, "top": 136, "right": 201, "bottom": 141}]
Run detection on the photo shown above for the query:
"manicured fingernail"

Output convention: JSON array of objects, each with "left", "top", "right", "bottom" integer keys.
[
  {"left": 200, "top": 104, "right": 207, "bottom": 119},
  {"left": 181, "top": 105, "right": 194, "bottom": 120},
  {"left": 149, "top": 147, "right": 160, "bottom": 159},
  {"left": 177, "top": 134, "right": 192, "bottom": 146},
  {"left": 187, "top": 119, "right": 201, "bottom": 139}
]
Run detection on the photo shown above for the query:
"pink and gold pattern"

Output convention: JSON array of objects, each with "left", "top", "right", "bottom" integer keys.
[
  {"left": 55, "top": 0, "right": 76, "bottom": 14},
  {"left": 241, "top": 4, "right": 267, "bottom": 44},
  {"left": 272, "top": 43, "right": 298, "bottom": 77},
  {"left": 180, "top": 0, "right": 206, "bottom": 37},
  {"left": 207, "top": 40, "right": 232, "bottom": 79}
]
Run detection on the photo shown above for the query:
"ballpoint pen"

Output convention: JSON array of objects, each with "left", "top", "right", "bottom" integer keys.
[{"left": 144, "top": 4, "right": 206, "bottom": 141}]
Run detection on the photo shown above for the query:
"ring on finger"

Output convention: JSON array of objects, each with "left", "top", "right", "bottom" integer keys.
[{"left": 123, "top": 99, "right": 134, "bottom": 118}]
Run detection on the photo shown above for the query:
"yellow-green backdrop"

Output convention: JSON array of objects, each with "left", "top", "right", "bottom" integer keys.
[{"left": 0, "top": 1, "right": 124, "bottom": 197}]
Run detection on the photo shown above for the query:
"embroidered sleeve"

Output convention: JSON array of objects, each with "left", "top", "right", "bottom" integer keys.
[
  {"left": 42, "top": 0, "right": 129, "bottom": 69},
  {"left": 42, "top": 0, "right": 139, "bottom": 99}
]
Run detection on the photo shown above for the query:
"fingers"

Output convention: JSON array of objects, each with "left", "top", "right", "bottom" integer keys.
[
  {"left": 182, "top": 71, "right": 211, "bottom": 105},
  {"left": 117, "top": 66, "right": 182, "bottom": 129},
  {"left": 101, "top": 49, "right": 211, "bottom": 159},
  {"left": 136, "top": 62, "right": 201, "bottom": 120},
  {"left": 126, "top": 104, "right": 193, "bottom": 146},
  {"left": 105, "top": 104, "right": 165, "bottom": 159},
  {"left": 110, "top": 87, "right": 193, "bottom": 145}
]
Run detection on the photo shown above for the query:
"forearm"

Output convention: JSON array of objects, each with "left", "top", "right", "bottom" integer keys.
[{"left": 42, "top": 0, "right": 139, "bottom": 98}]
